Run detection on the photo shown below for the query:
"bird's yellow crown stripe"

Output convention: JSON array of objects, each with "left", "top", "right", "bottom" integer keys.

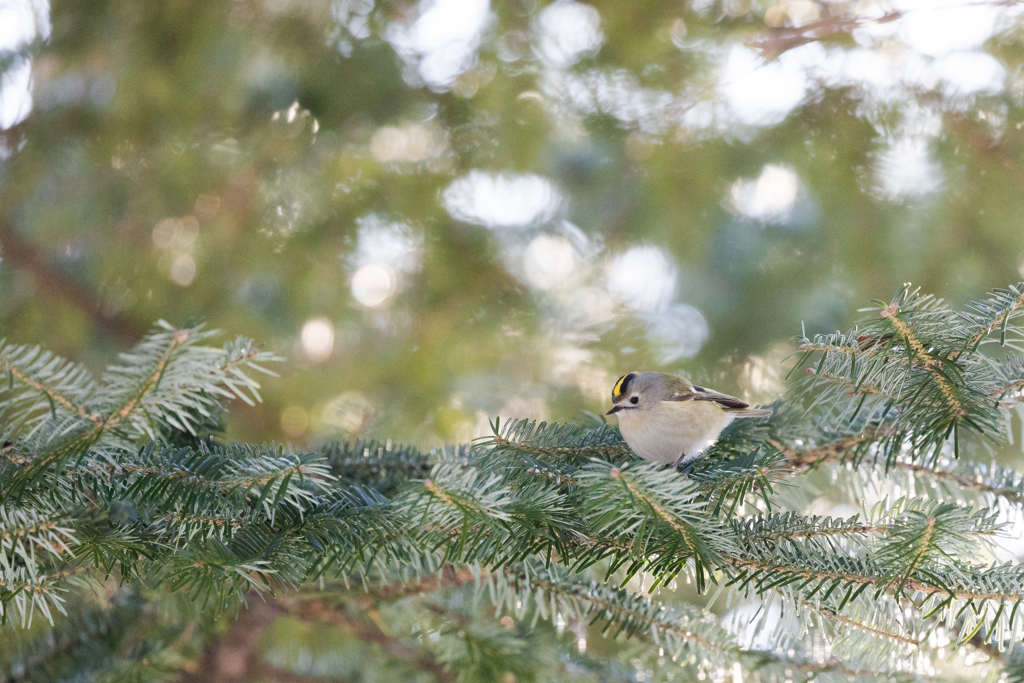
[{"left": 613, "top": 374, "right": 629, "bottom": 397}]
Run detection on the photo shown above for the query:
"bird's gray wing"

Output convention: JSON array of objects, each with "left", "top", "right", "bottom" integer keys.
[{"left": 667, "top": 385, "right": 750, "bottom": 410}]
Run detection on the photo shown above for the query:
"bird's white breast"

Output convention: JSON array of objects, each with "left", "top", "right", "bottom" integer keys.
[{"left": 616, "top": 401, "right": 734, "bottom": 465}]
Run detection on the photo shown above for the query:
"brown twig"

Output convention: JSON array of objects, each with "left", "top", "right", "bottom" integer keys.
[
  {"left": 179, "top": 599, "right": 283, "bottom": 683},
  {"left": 288, "top": 598, "right": 457, "bottom": 682},
  {"left": 0, "top": 226, "right": 145, "bottom": 345},
  {"left": 778, "top": 433, "right": 1024, "bottom": 507},
  {"left": 749, "top": 11, "right": 903, "bottom": 60}
]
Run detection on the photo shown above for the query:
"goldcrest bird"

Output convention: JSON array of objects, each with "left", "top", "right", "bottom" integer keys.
[{"left": 606, "top": 372, "right": 772, "bottom": 467}]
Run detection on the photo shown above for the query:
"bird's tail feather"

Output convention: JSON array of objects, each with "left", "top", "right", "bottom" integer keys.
[{"left": 732, "top": 408, "right": 772, "bottom": 418}]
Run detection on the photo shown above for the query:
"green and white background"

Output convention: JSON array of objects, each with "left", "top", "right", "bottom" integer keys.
[{"left": 5, "top": 0, "right": 1024, "bottom": 680}]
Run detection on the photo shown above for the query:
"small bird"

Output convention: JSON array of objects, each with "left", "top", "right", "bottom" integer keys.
[{"left": 606, "top": 372, "right": 772, "bottom": 467}]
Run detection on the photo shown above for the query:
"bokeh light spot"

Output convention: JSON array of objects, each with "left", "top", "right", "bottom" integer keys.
[
  {"left": 169, "top": 254, "right": 196, "bottom": 286},
  {"left": 350, "top": 215, "right": 423, "bottom": 276},
  {"left": 175, "top": 216, "right": 200, "bottom": 250},
  {"left": 898, "top": 1, "right": 997, "bottom": 57},
  {"left": 523, "top": 234, "right": 575, "bottom": 290},
  {"left": 351, "top": 264, "right": 397, "bottom": 308},
  {"left": 370, "top": 123, "right": 445, "bottom": 163},
  {"left": 321, "top": 391, "right": 370, "bottom": 434},
  {"left": 152, "top": 219, "right": 177, "bottom": 249},
  {"left": 719, "top": 44, "right": 809, "bottom": 127},
  {"left": 730, "top": 164, "right": 800, "bottom": 222},
  {"left": 605, "top": 245, "right": 677, "bottom": 313},
  {"left": 513, "top": 91, "right": 545, "bottom": 124},
  {"left": 194, "top": 194, "right": 221, "bottom": 221},
  {"left": 301, "top": 317, "right": 335, "bottom": 361},
  {"left": 0, "top": 58, "right": 33, "bottom": 130},
  {"left": 537, "top": 0, "right": 603, "bottom": 67},
  {"left": 153, "top": 216, "right": 200, "bottom": 251},
  {"left": 386, "top": 0, "right": 492, "bottom": 89},
  {"left": 874, "top": 136, "right": 942, "bottom": 199},
  {"left": 643, "top": 304, "right": 709, "bottom": 363},
  {"left": 443, "top": 171, "right": 561, "bottom": 229}
]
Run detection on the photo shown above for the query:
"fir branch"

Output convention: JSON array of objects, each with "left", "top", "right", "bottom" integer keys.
[
  {"left": 777, "top": 433, "right": 874, "bottom": 468},
  {"left": 87, "top": 442, "right": 332, "bottom": 519},
  {"left": 489, "top": 418, "right": 632, "bottom": 462},
  {"left": 960, "top": 283, "right": 1024, "bottom": 354},
  {"left": 324, "top": 439, "right": 436, "bottom": 492},
  {"left": 871, "top": 500, "right": 1000, "bottom": 595},
  {"left": 803, "top": 598, "right": 922, "bottom": 648},
  {"left": 0, "top": 344, "right": 100, "bottom": 425},
  {"left": 0, "top": 506, "right": 75, "bottom": 553},
  {"left": 101, "top": 323, "right": 186, "bottom": 430},
  {"left": 578, "top": 461, "right": 736, "bottom": 590},
  {"left": 488, "top": 562, "right": 737, "bottom": 660},
  {"left": 728, "top": 553, "right": 1024, "bottom": 604},
  {"left": 100, "top": 324, "right": 281, "bottom": 440},
  {"left": 900, "top": 461, "right": 1024, "bottom": 507},
  {"left": 734, "top": 500, "right": 998, "bottom": 550},
  {"left": 880, "top": 301, "right": 965, "bottom": 416},
  {"left": 807, "top": 369, "right": 897, "bottom": 402},
  {"left": 785, "top": 433, "right": 1024, "bottom": 508},
  {"left": 9, "top": 285, "right": 1024, "bottom": 678},
  {"left": 688, "top": 446, "right": 790, "bottom": 517},
  {"left": 162, "top": 511, "right": 244, "bottom": 533},
  {"left": 734, "top": 511, "right": 888, "bottom": 546}
]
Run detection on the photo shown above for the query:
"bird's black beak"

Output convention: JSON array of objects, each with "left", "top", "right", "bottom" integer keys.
[{"left": 605, "top": 405, "right": 622, "bottom": 415}]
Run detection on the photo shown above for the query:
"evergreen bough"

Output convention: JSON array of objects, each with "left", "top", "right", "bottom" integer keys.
[{"left": 3, "top": 286, "right": 1024, "bottom": 680}]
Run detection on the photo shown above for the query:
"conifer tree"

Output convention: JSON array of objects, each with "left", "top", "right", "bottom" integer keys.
[{"left": 3, "top": 285, "right": 1024, "bottom": 681}]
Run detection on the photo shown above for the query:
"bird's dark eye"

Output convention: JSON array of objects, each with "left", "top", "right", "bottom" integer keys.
[{"left": 630, "top": 396, "right": 639, "bottom": 404}]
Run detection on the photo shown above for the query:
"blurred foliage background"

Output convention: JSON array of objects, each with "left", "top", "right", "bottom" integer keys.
[
  {"left": 6, "top": 0, "right": 1024, "bottom": 679},
  {"left": 5, "top": 0, "right": 1024, "bottom": 450}
]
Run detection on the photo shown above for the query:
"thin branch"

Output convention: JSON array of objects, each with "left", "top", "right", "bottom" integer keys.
[
  {"left": 737, "top": 523, "right": 889, "bottom": 544},
  {"left": 810, "top": 370, "right": 896, "bottom": 402},
  {"left": 286, "top": 598, "right": 457, "bottom": 683},
  {"left": 880, "top": 303, "right": 964, "bottom": 415},
  {"left": 296, "top": 565, "right": 488, "bottom": 608},
  {"left": 796, "top": 342, "right": 861, "bottom": 356},
  {"left": 611, "top": 467, "right": 692, "bottom": 537},
  {"left": 896, "top": 514, "right": 936, "bottom": 596},
  {"left": 963, "top": 297, "right": 1024, "bottom": 355},
  {"left": 492, "top": 434, "right": 631, "bottom": 459},
  {"left": 105, "top": 332, "right": 183, "bottom": 427},
  {"left": 729, "top": 556, "right": 1017, "bottom": 603},
  {"left": 899, "top": 462, "right": 1024, "bottom": 507},
  {"left": 0, "top": 358, "right": 101, "bottom": 424},
  {"left": 179, "top": 599, "right": 282, "bottom": 683},
  {"left": 519, "top": 571, "right": 723, "bottom": 651},
  {"left": 780, "top": 434, "right": 1024, "bottom": 507},
  {"left": 524, "top": 465, "right": 579, "bottom": 487},
  {"left": 0, "top": 564, "right": 91, "bottom": 593},
  {"left": 748, "top": 10, "right": 902, "bottom": 59},
  {"left": 804, "top": 599, "right": 921, "bottom": 647},
  {"left": 0, "top": 227, "right": 145, "bottom": 346},
  {"left": 773, "top": 434, "right": 873, "bottom": 469}
]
